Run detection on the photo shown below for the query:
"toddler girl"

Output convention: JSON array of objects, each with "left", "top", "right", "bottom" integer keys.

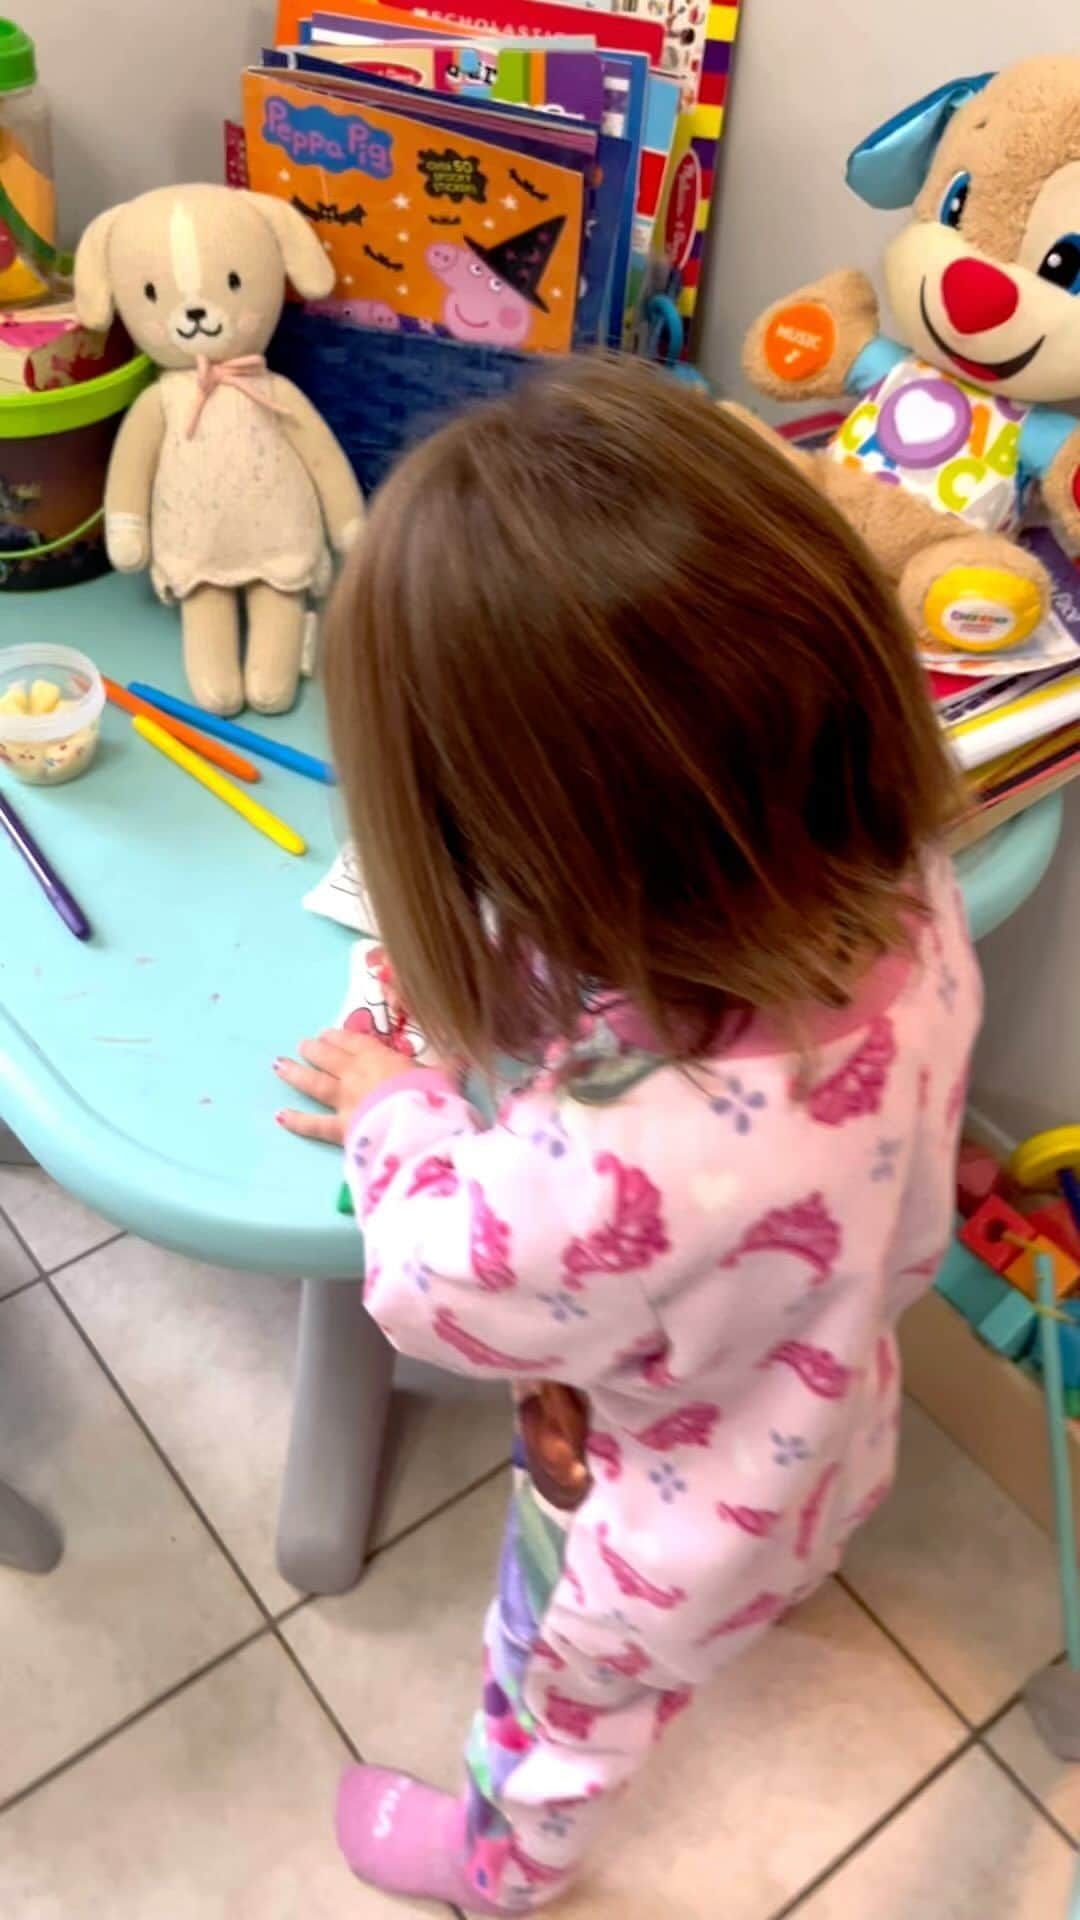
[{"left": 276, "top": 357, "right": 981, "bottom": 1913}]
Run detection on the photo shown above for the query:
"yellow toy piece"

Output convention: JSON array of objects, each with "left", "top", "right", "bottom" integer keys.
[
  {"left": 1010, "top": 1127, "right": 1080, "bottom": 1191},
  {"left": 924, "top": 567, "right": 1044, "bottom": 654}
]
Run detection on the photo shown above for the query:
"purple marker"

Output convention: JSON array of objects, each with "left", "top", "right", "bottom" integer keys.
[{"left": 0, "top": 791, "right": 91, "bottom": 941}]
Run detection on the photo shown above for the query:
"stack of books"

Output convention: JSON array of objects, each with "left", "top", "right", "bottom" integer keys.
[
  {"left": 785, "top": 418, "right": 1080, "bottom": 848},
  {"left": 223, "top": 0, "right": 743, "bottom": 357},
  {"left": 933, "top": 524, "right": 1080, "bottom": 848}
]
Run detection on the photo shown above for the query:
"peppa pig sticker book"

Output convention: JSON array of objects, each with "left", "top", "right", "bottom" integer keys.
[{"left": 243, "top": 66, "right": 585, "bottom": 351}]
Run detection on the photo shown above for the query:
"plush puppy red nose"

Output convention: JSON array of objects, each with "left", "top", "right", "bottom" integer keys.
[{"left": 940, "top": 258, "right": 1019, "bottom": 334}]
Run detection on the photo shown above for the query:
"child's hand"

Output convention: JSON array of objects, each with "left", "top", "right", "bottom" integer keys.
[{"left": 274, "top": 1029, "right": 422, "bottom": 1144}]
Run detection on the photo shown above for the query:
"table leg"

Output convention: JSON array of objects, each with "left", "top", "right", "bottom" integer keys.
[
  {"left": 276, "top": 1276, "right": 393, "bottom": 1596},
  {"left": 0, "top": 1478, "right": 63, "bottom": 1573}
]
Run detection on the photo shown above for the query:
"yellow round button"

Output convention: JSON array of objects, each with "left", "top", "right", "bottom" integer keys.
[{"left": 924, "top": 566, "right": 1043, "bottom": 653}]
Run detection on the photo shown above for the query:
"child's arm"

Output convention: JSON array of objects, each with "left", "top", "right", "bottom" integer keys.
[{"left": 346, "top": 1073, "right": 665, "bottom": 1384}]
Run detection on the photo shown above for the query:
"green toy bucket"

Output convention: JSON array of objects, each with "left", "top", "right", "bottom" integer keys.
[{"left": 0, "top": 354, "right": 153, "bottom": 591}]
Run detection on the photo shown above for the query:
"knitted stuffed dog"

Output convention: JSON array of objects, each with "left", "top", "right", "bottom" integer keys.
[
  {"left": 741, "top": 57, "right": 1080, "bottom": 658},
  {"left": 74, "top": 184, "right": 363, "bottom": 714}
]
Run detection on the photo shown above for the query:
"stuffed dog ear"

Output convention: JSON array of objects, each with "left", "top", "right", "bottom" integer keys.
[
  {"left": 846, "top": 73, "right": 995, "bottom": 210},
  {"left": 73, "top": 205, "right": 122, "bottom": 330},
  {"left": 243, "top": 191, "right": 335, "bottom": 300}
]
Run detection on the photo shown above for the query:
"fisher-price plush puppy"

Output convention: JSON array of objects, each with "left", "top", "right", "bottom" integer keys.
[
  {"left": 742, "top": 57, "right": 1080, "bottom": 658},
  {"left": 74, "top": 184, "right": 363, "bottom": 714}
]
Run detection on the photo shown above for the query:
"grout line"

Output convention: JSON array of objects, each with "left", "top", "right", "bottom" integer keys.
[
  {"left": 273, "top": 1593, "right": 311, "bottom": 1628},
  {"left": 977, "top": 1673, "right": 1057, "bottom": 1739},
  {"left": 0, "top": 1273, "right": 42, "bottom": 1307},
  {"left": 39, "top": 1275, "right": 284, "bottom": 1621},
  {"left": 0, "top": 1624, "right": 270, "bottom": 1818},
  {"left": 48, "top": 1230, "right": 128, "bottom": 1279},
  {"left": 977, "top": 1732, "right": 1078, "bottom": 1849},
  {"left": 11, "top": 1276, "right": 366, "bottom": 1804},
  {"left": 0, "top": 1201, "right": 46, "bottom": 1279},
  {"left": 835, "top": 1574, "right": 977, "bottom": 1729},
  {"left": 37, "top": 1273, "right": 508, "bottom": 1782},
  {"left": 766, "top": 1735, "right": 980, "bottom": 1920},
  {"left": 365, "top": 1456, "right": 512, "bottom": 1567},
  {"left": 0, "top": 1190, "right": 128, "bottom": 1284},
  {"left": 268, "top": 1624, "right": 363, "bottom": 1763}
]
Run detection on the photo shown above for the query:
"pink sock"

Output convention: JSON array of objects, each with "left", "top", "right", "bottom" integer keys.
[{"left": 335, "top": 1767, "right": 512, "bottom": 1914}]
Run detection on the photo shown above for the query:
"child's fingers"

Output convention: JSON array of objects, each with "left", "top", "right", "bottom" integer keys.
[
  {"left": 321, "top": 1026, "right": 394, "bottom": 1058},
  {"left": 276, "top": 1105, "right": 344, "bottom": 1144},
  {"left": 299, "top": 1035, "right": 351, "bottom": 1076},
  {"left": 274, "top": 1055, "right": 339, "bottom": 1108}
]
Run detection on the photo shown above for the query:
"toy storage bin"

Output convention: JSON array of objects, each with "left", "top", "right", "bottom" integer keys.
[
  {"left": 268, "top": 305, "right": 533, "bottom": 494},
  {"left": 0, "top": 351, "right": 152, "bottom": 590},
  {"left": 901, "top": 1279, "right": 1080, "bottom": 1542}
]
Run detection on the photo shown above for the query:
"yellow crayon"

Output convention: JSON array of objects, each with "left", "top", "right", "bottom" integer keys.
[{"left": 132, "top": 715, "right": 307, "bottom": 857}]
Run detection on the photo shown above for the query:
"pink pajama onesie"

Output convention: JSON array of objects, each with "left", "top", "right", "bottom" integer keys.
[{"left": 345, "top": 853, "right": 981, "bottom": 1910}]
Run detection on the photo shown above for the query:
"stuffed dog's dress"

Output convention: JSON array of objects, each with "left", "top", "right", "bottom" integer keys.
[{"left": 150, "top": 366, "right": 332, "bottom": 604}]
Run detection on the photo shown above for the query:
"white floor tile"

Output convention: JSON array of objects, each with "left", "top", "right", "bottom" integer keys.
[
  {"left": 0, "top": 1636, "right": 444, "bottom": 1919},
  {"left": 841, "top": 1402, "right": 1062, "bottom": 1722},
  {"left": 0, "top": 1210, "right": 34, "bottom": 1297},
  {"left": 987, "top": 1699, "right": 1080, "bottom": 1841},
  {"left": 284, "top": 1472, "right": 507, "bottom": 1781},
  {"left": 286, "top": 1477, "right": 964, "bottom": 1920},
  {"left": 557, "top": 1584, "right": 963, "bottom": 1920},
  {"left": 0, "top": 1286, "right": 258, "bottom": 1803},
  {"left": 55, "top": 1238, "right": 511, "bottom": 1610},
  {"left": 789, "top": 1747, "right": 1075, "bottom": 1919},
  {"left": 0, "top": 1163, "right": 118, "bottom": 1271}
]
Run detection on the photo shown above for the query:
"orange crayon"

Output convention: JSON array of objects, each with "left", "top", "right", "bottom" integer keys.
[{"left": 102, "top": 677, "right": 261, "bottom": 783}]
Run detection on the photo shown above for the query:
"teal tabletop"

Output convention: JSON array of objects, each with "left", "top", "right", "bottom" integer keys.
[
  {"left": 0, "top": 572, "right": 1067, "bottom": 1278},
  {"left": 0, "top": 571, "right": 363, "bottom": 1277}
]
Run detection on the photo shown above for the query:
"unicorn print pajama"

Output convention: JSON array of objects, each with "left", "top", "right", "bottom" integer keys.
[{"left": 345, "top": 855, "right": 981, "bottom": 1909}]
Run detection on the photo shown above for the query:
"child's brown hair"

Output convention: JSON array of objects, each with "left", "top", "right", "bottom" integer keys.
[{"left": 325, "top": 355, "right": 958, "bottom": 1071}]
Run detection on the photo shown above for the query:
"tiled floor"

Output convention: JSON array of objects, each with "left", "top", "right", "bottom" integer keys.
[{"left": 1, "top": 1157, "right": 1078, "bottom": 1918}]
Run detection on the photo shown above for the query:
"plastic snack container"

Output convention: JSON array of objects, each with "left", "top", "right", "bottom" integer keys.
[{"left": 0, "top": 640, "right": 104, "bottom": 784}]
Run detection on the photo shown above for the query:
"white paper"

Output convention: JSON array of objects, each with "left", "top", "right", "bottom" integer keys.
[
  {"left": 303, "top": 842, "right": 379, "bottom": 935},
  {"left": 336, "top": 935, "right": 439, "bottom": 1066}
]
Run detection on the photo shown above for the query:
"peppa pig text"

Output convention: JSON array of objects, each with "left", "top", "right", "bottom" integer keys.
[{"left": 263, "top": 97, "right": 393, "bottom": 179}]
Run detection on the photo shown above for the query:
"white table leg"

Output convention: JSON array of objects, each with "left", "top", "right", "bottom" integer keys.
[
  {"left": 0, "top": 1478, "right": 63, "bottom": 1573},
  {"left": 276, "top": 1275, "right": 393, "bottom": 1595}
]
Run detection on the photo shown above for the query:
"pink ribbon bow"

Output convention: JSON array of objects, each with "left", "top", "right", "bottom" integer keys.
[{"left": 186, "top": 353, "right": 290, "bottom": 439}]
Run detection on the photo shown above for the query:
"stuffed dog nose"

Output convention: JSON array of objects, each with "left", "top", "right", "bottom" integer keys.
[
  {"left": 185, "top": 305, "right": 208, "bottom": 323},
  {"left": 940, "top": 259, "right": 1019, "bottom": 335}
]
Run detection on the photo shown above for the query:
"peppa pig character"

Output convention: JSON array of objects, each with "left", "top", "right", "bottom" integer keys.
[
  {"left": 426, "top": 215, "right": 565, "bottom": 348},
  {"left": 305, "top": 296, "right": 401, "bottom": 332}
]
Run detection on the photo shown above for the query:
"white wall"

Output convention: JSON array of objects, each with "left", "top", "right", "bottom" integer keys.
[
  {"left": 35, "top": 0, "right": 274, "bottom": 242},
  {"left": 28, "top": 0, "right": 1080, "bottom": 1134}
]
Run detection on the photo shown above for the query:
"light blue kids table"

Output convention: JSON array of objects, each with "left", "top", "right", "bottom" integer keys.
[{"left": 0, "top": 572, "right": 1067, "bottom": 1593}]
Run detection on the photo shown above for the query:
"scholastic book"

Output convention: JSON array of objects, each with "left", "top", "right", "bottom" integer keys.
[
  {"left": 275, "top": 0, "right": 665, "bottom": 64},
  {"left": 274, "top": 35, "right": 606, "bottom": 122},
  {"left": 243, "top": 68, "right": 585, "bottom": 351}
]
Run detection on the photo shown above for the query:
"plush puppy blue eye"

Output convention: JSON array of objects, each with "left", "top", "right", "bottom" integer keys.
[
  {"left": 939, "top": 171, "right": 970, "bottom": 228},
  {"left": 1037, "top": 234, "right": 1080, "bottom": 294}
]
